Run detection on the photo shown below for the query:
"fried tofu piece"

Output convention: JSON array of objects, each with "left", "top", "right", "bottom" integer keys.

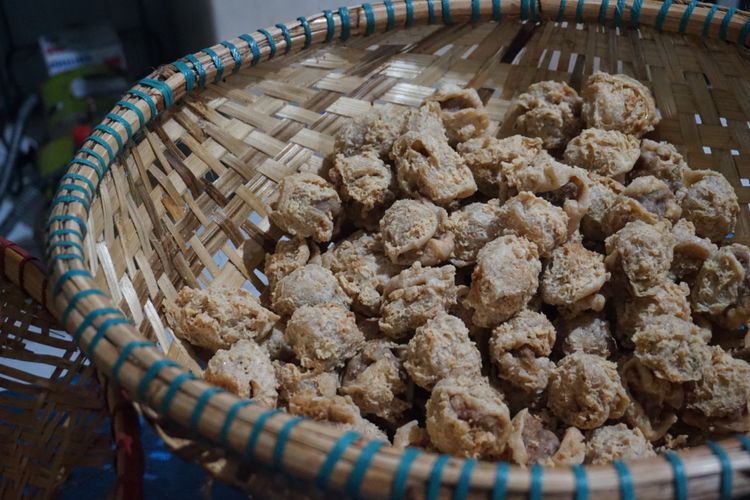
[
  {"left": 498, "top": 192, "right": 569, "bottom": 257},
  {"left": 631, "top": 139, "right": 689, "bottom": 192},
  {"left": 585, "top": 424, "right": 655, "bottom": 464},
  {"left": 447, "top": 200, "right": 504, "bottom": 267},
  {"left": 581, "top": 72, "right": 658, "bottom": 137},
  {"left": 427, "top": 85, "right": 489, "bottom": 144},
  {"left": 541, "top": 240, "right": 609, "bottom": 310},
  {"left": 269, "top": 172, "right": 342, "bottom": 243},
  {"left": 330, "top": 152, "right": 396, "bottom": 229},
  {"left": 691, "top": 243, "right": 750, "bottom": 330},
  {"left": 512, "top": 80, "right": 582, "bottom": 149},
  {"left": 204, "top": 340, "right": 278, "bottom": 407},
  {"left": 563, "top": 128, "right": 640, "bottom": 178},
  {"left": 380, "top": 199, "right": 454, "bottom": 266},
  {"left": 677, "top": 169, "right": 739, "bottom": 242},
  {"left": 270, "top": 264, "right": 351, "bottom": 317}
]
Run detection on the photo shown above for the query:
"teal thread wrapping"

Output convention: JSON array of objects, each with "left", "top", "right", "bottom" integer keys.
[
  {"left": 275, "top": 23, "right": 293, "bottom": 53},
  {"left": 60, "top": 172, "right": 95, "bottom": 199},
  {"left": 139, "top": 77, "right": 174, "bottom": 108},
  {"left": 362, "top": 4, "right": 376, "bottom": 35},
  {"left": 47, "top": 214, "right": 86, "bottom": 236},
  {"left": 614, "top": 0, "right": 626, "bottom": 29},
  {"left": 72, "top": 307, "right": 120, "bottom": 342},
  {"left": 665, "top": 451, "right": 688, "bottom": 500},
  {"left": 441, "top": 0, "right": 452, "bottom": 24},
  {"left": 48, "top": 229, "right": 84, "bottom": 245},
  {"left": 391, "top": 447, "right": 420, "bottom": 500},
  {"left": 345, "top": 440, "right": 386, "bottom": 498},
  {"left": 338, "top": 7, "right": 351, "bottom": 40},
  {"left": 573, "top": 464, "right": 589, "bottom": 500},
  {"left": 679, "top": 0, "right": 698, "bottom": 34},
  {"left": 53, "top": 269, "right": 92, "bottom": 295},
  {"left": 613, "top": 460, "right": 635, "bottom": 500},
  {"left": 257, "top": 28, "right": 277, "bottom": 58},
  {"left": 136, "top": 359, "right": 180, "bottom": 400},
  {"left": 719, "top": 7, "right": 737, "bottom": 41},
  {"left": 58, "top": 183, "right": 92, "bottom": 205},
  {"left": 405, "top": 0, "right": 414, "bottom": 26},
  {"left": 220, "top": 40, "right": 242, "bottom": 73},
  {"left": 385, "top": 1, "right": 395, "bottom": 31},
  {"left": 272, "top": 416, "right": 303, "bottom": 468},
  {"left": 88, "top": 135, "right": 115, "bottom": 164},
  {"left": 185, "top": 54, "right": 207, "bottom": 87},
  {"left": 189, "top": 387, "right": 224, "bottom": 432},
  {"left": 172, "top": 60, "right": 195, "bottom": 94},
  {"left": 93, "top": 124, "right": 123, "bottom": 152},
  {"left": 471, "top": 0, "right": 481, "bottom": 23},
  {"left": 160, "top": 371, "right": 197, "bottom": 414},
  {"left": 427, "top": 0, "right": 436, "bottom": 23},
  {"left": 492, "top": 462, "right": 509, "bottom": 500},
  {"left": 740, "top": 19, "right": 750, "bottom": 46},
  {"left": 739, "top": 434, "right": 750, "bottom": 452},
  {"left": 245, "top": 409, "right": 281, "bottom": 458},
  {"left": 116, "top": 100, "right": 145, "bottom": 128},
  {"left": 576, "top": 0, "right": 585, "bottom": 23},
  {"left": 51, "top": 195, "right": 89, "bottom": 216},
  {"left": 297, "top": 17, "right": 313, "bottom": 48},
  {"left": 493, "top": 0, "right": 501, "bottom": 21},
  {"left": 706, "top": 441, "right": 732, "bottom": 500},
  {"left": 426, "top": 454, "right": 449, "bottom": 500},
  {"left": 703, "top": 4, "right": 719, "bottom": 37},
  {"left": 238, "top": 34, "right": 261, "bottom": 66},
  {"left": 529, "top": 464, "right": 544, "bottom": 500},
  {"left": 630, "top": 0, "right": 643, "bottom": 28},
  {"left": 557, "top": 0, "right": 567, "bottom": 22},
  {"left": 219, "top": 400, "right": 253, "bottom": 445},
  {"left": 455, "top": 458, "right": 476, "bottom": 500},
  {"left": 127, "top": 89, "right": 158, "bottom": 120},
  {"left": 316, "top": 431, "right": 360, "bottom": 490},
  {"left": 75, "top": 147, "right": 105, "bottom": 178},
  {"left": 51, "top": 253, "right": 84, "bottom": 263},
  {"left": 202, "top": 47, "right": 224, "bottom": 82},
  {"left": 655, "top": 0, "right": 672, "bottom": 32},
  {"left": 521, "top": 0, "right": 529, "bottom": 20},
  {"left": 47, "top": 240, "right": 84, "bottom": 258},
  {"left": 111, "top": 340, "right": 154, "bottom": 380},
  {"left": 86, "top": 317, "right": 130, "bottom": 356},
  {"left": 61, "top": 289, "right": 106, "bottom": 324},
  {"left": 598, "top": 0, "right": 610, "bottom": 26},
  {"left": 530, "top": 0, "right": 537, "bottom": 21},
  {"left": 323, "top": 11, "right": 336, "bottom": 41},
  {"left": 105, "top": 113, "right": 133, "bottom": 142}
]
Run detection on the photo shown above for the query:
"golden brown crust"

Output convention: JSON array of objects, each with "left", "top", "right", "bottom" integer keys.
[
  {"left": 512, "top": 81, "right": 582, "bottom": 149},
  {"left": 380, "top": 199, "right": 454, "bottom": 266},
  {"left": 677, "top": 169, "right": 739, "bottom": 242},
  {"left": 270, "top": 264, "right": 351, "bottom": 317},
  {"left": 585, "top": 424, "right": 656, "bottom": 464},
  {"left": 564, "top": 128, "right": 640, "bottom": 178},
  {"left": 204, "top": 340, "right": 278, "bottom": 407},
  {"left": 269, "top": 172, "right": 342, "bottom": 243},
  {"left": 427, "top": 85, "right": 489, "bottom": 144},
  {"left": 581, "top": 72, "right": 658, "bottom": 137},
  {"left": 498, "top": 192, "right": 569, "bottom": 258}
]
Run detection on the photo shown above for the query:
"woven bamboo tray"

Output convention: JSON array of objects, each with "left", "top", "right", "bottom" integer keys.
[{"left": 46, "top": 0, "right": 750, "bottom": 497}]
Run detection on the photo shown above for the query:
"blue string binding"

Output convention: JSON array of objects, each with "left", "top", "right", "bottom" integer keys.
[
  {"left": 61, "top": 288, "right": 106, "bottom": 324},
  {"left": 558, "top": 0, "right": 567, "bottom": 22},
  {"left": 493, "top": 0, "right": 501, "bottom": 21},
  {"left": 614, "top": 0, "right": 626, "bottom": 29},
  {"left": 202, "top": 47, "right": 224, "bottom": 82},
  {"left": 630, "top": 0, "right": 643, "bottom": 28},
  {"left": 385, "top": 0, "right": 395, "bottom": 31},
  {"left": 297, "top": 16, "right": 313, "bottom": 48},
  {"left": 530, "top": 0, "right": 537, "bottom": 21},
  {"left": 160, "top": 371, "right": 198, "bottom": 415},
  {"left": 127, "top": 89, "right": 157, "bottom": 122},
  {"left": 219, "top": 40, "right": 243, "bottom": 73},
  {"left": 87, "top": 135, "right": 116, "bottom": 165},
  {"left": 275, "top": 23, "right": 293, "bottom": 53},
  {"left": 59, "top": 176, "right": 93, "bottom": 204},
  {"left": 719, "top": 7, "right": 737, "bottom": 41},
  {"left": 189, "top": 387, "right": 224, "bottom": 432},
  {"left": 136, "top": 359, "right": 180, "bottom": 401},
  {"left": 576, "top": 0, "right": 585, "bottom": 24},
  {"left": 72, "top": 307, "right": 121, "bottom": 342},
  {"left": 338, "top": 7, "right": 351, "bottom": 41},
  {"left": 740, "top": 19, "right": 750, "bottom": 46},
  {"left": 471, "top": 0, "right": 481, "bottom": 24},
  {"left": 47, "top": 214, "right": 86, "bottom": 239},
  {"left": 238, "top": 34, "right": 261, "bottom": 66},
  {"left": 316, "top": 431, "right": 361, "bottom": 490},
  {"left": 405, "top": 0, "right": 415, "bottom": 26},
  {"left": 703, "top": 4, "right": 719, "bottom": 37},
  {"left": 613, "top": 460, "right": 635, "bottom": 500},
  {"left": 362, "top": 4, "right": 376, "bottom": 35},
  {"left": 111, "top": 340, "right": 154, "bottom": 380},
  {"left": 185, "top": 54, "right": 207, "bottom": 88},
  {"left": 655, "top": 0, "right": 672, "bottom": 32},
  {"left": 455, "top": 458, "right": 476, "bottom": 500},
  {"left": 172, "top": 60, "right": 195, "bottom": 94},
  {"left": 93, "top": 124, "right": 123, "bottom": 153},
  {"left": 116, "top": 100, "right": 145, "bottom": 128},
  {"left": 679, "top": 0, "right": 698, "bottom": 34},
  {"left": 391, "top": 447, "right": 420, "bottom": 500},
  {"left": 492, "top": 462, "right": 509, "bottom": 500},
  {"left": 245, "top": 409, "right": 281, "bottom": 458},
  {"left": 521, "top": 0, "right": 529, "bottom": 20},
  {"left": 738, "top": 433, "right": 750, "bottom": 452},
  {"left": 86, "top": 317, "right": 130, "bottom": 357},
  {"left": 665, "top": 451, "right": 688, "bottom": 500},
  {"left": 323, "top": 10, "right": 336, "bottom": 41},
  {"left": 47, "top": 240, "right": 84, "bottom": 258},
  {"left": 51, "top": 195, "right": 89, "bottom": 216},
  {"left": 345, "top": 440, "right": 386, "bottom": 498},
  {"left": 53, "top": 269, "right": 92, "bottom": 296},
  {"left": 598, "top": 0, "right": 610, "bottom": 25},
  {"left": 139, "top": 77, "right": 174, "bottom": 108},
  {"left": 219, "top": 400, "right": 254, "bottom": 445},
  {"left": 48, "top": 229, "right": 84, "bottom": 248},
  {"left": 257, "top": 28, "right": 277, "bottom": 58},
  {"left": 426, "top": 454, "right": 450, "bottom": 500},
  {"left": 105, "top": 113, "right": 133, "bottom": 142},
  {"left": 529, "top": 464, "right": 544, "bottom": 500},
  {"left": 427, "top": 0, "right": 436, "bottom": 24},
  {"left": 272, "top": 416, "right": 303, "bottom": 468},
  {"left": 706, "top": 441, "right": 732, "bottom": 500},
  {"left": 573, "top": 464, "right": 589, "bottom": 500}
]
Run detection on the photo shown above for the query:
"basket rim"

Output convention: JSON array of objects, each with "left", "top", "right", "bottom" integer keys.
[{"left": 46, "top": 0, "right": 750, "bottom": 497}]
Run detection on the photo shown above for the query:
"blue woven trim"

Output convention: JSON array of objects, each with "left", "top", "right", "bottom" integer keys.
[
  {"left": 492, "top": 462, "right": 509, "bottom": 500},
  {"left": 521, "top": 0, "right": 529, "bottom": 21},
  {"left": 160, "top": 371, "right": 198, "bottom": 414},
  {"left": 53, "top": 269, "right": 92, "bottom": 296},
  {"left": 87, "top": 317, "right": 129, "bottom": 356},
  {"left": 455, "top": 458, "right": 476, "bottom": 500},
  {"left": 427, "top": 0, "right": 436, "bottom": 23},
  {"left": 316, "top": 431, "right": 361, "bottom": 490},
  {"left": 59, "top": 183, "right": 92, "bottom": 205},
  {"left": 558, "top": 0, "right": 567, "bottom": 22},
  {"left": 665, "top": 451, "right": 688, "bottom": 500},
  {"left": 703, "top": 4, "right": 719, "bottom": 37},
  {"left": 573, "top": 464, "right": 588, "bottom": 500},
  {"left": 391, "top": 447, "right": 420, "bottom": 500},
  {"left": 127, "top": 89, "right": 158, "bottom": 121},
  {"left": 275, "top": 23, "right": 293, "bottom": 53},
  {"left": 47, "top": 214, "right": 87, "bottom": 236},
  {"left": 679, "top": 0, "right": 697, "bottom": 33},
  {"left": 105, "top": 113, "right": 133, "bottom": 142},
  {"left": 245, "top": 409, "right": 281, "bottom": 458},
  {"left": 219, "top": 400, "right": 254, "bottom": 445},
  {"left": 738, "top": 434, "right": 750, "bottom": 452},
  {"left": 88, "top": 135, "right": 115, "bottom": 164},
  {"left": 189, "top": 387, "right": 224, "bottom": 432},
  {"left": 345, "top": 440, "right": 386, "bottom": 498},
  {"left": 238, "top": 34, "right": 261, "bottom": 66},
  {"left": 405, "top": 0, "right": 415, "bottom": 26},
  {"left": 77, "top": 147, "right": 106, "bottom": 178},
  {"left": 49, "top": 229, "right": 84, "bottom": 245},
  {"left": 719, "top": 7, "right": 737, "bottom": 41},
  {"left": 362, "top": 4, "right": 376, "bottom": 35},
  {"left": 202, "top": 47, "right": 224, "bottom": 82},
  {"left": 116, "top": 100, "right": 146, "bottom": 128},
  {"left": 530, "top": 0, "right": 537, "bottom": 21},
  {"left": 51, "top": 253, "right": 84, "bottom": 263},
  {"left": 706, "top": 441, "right": 732, "bottom": 500},
  {"left": 740, "top": 19, "right": 750, "bottom": 46},
  {"left": 51, "top": 195, "right": 90, "bottom": 216},
  {"left": 61, "top": 171, "right": 96, "bottom": 200},
  {"left": 298, "top": 16, "right": 313, "bottom": 48},
  {"left": 173, "top": 60, "right": 195, "bottom": 94},
  {"left": 47, "top": 240, "right": 84, "bottom": 258},
  {"left": 385, "top": 0, "right": 395, "bottom": 31},
  {"left": 493, "top": 0, "right": 501, "bottom": 21},
  {"left": 598, "top": 0, "right": 610, "bottom": 25},
  {"left": 61, "top": 289, "right": 106, "bottom": 324},
  {"left": 220, "top": 41, "right": 242, "bottom": 73},
  {"left": 185, "top": 54, "right": 207, "bottom": 88},
  {"left": 338, "top": 7, "right": 351, "bottom": 40},
  {"left": 111, "top": 340, "right": 154, "bottom": 380},
  {"left": 630, "top": 0, "right": 643, "bottom": 28},
  {"left": 614, "top": 0, "right": 626, "bottom": 27},
  {"left": 613, "top": 460, "right": 635, "bottom": 500},
  {"left": 576, "top": 0, "right": 585, "bottom": 23},
  {"left": 529, "top": 464, "right": 544, "bottom": 500},
  {"left": 323, "top": 10, "right": 336, "bottom": 41},
  {"left": 73, "top": 307, "right": 120, "bottom": 342},
  {"left": 136, "top": 359, "right": 180, "bottom": 401},
  {"left": 257, "top": 28, "right": 277, "bottom": 58},
  {"left": 426, "top": 454, "right": 450, "bottom": 500},
  {"left": 139, "top": 78, "right": 174, "bottom": 108},
  {"left": 93, "top": 124, "right": 123, "bottom": 152},
  {"left": 471, "top": 0, "right": 481, "bottom": 23},
  {"left": 655, "top": 0, "right": 672, "bottom": 31},
  {"left": 272, "top": 416, "right": 303, "bottom": 468}
]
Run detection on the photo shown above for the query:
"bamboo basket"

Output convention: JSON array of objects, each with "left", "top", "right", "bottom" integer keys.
[
  {"left": 0, "top": 238, "right": 142, "bottom": 499},
  {"left": 46, "top": 0, "right": 750, "bottom": 497}
]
